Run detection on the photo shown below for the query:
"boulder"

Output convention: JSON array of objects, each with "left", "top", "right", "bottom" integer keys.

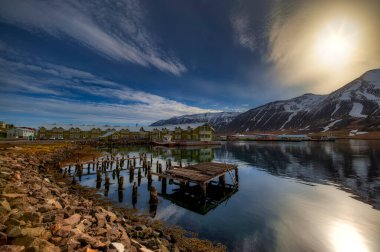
[
  {"left": 63, "top": 213, "right": 81, "bottom": 226},
  {"left": 0, "top": 231, "right": 7, "bottom": 245},
  {"left": 69, "top": 228, "right": 106, "bottom": 248},
  {"left": 95, "top": 213, "right": 106, "bottom": 228},
  {"left": 20, "top": 212, "right": 42, "bottom": 225},
  {"left": 12, "top": 236, "right": 60, "bottom": 252},
  {"left": 0, "top": 245, "right": 25, "bottom": 252},
  {"left": 106, "top": 211, "right": 118, "bottom": 223},
  {"left": 7, "top": 226, "right": 22, "bottom": 238},
  {"left": 21, "top": 227, "right": 51, "bottom": 240},
  {"left": 111, "top": 242, "right": 124, "bottom": 252}
]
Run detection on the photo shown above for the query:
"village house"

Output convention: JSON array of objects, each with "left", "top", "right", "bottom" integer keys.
[
  {"left": 37, "top": 123, "right": 215, "bottom": 142},
  {"left": 7, "top": 127, "right": 35, "bottom": 139}
]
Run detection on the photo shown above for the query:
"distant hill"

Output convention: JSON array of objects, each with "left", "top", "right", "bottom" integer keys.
[
  {"left": 222, "top": 69, "right": 380, "bottom": 133},
  {"left": 150, "top": 112, "right": 240, "bottom": 131}
]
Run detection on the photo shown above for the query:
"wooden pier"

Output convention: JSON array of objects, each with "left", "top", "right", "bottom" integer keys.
[{"left": 153, "top": 162, "right": 239, "bottom": 197}]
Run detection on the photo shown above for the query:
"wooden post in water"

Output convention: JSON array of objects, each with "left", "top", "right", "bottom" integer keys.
[
  {"left": 118, "top": 176, "right": 124, "bottom": 190},
  {"left": 149, "top": 186, "right": 158, "bottom": 205},
  {"left": 138, "top": 167, "right": 142, "bottom": 186},
  {"left": 105, "top": 173, "right": 110, "bottom": 187},
  {"left": 200, "top": 182, "right": 207, "bottom": 198},
  {"left": 161, "top": 177, "right": 167, "bottom": 195},
  {"left": 219, "top": 174, "right": 226, "bottom": 188},
  {"left": 132, "top": 182, "right": 138, "bottom": 207},
  {"left": 96, "top": 170, "right": 102, "bottom": 182},
  {"left": 235, "top": 168, "right": 239, "bottom": 183}
]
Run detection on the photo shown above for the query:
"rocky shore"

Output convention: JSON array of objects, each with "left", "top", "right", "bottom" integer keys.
[{"left": 0, "top": 142, "right": 226, "bottom": 252}]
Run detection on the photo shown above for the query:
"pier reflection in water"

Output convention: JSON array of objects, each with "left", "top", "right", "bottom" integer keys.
[{"left": 65, "top": 141, "right": 380, "bottom": 252}]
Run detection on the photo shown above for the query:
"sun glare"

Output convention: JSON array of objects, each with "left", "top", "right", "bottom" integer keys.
[
  {"left": 314, "top": 20, "right": 358, "bottom": 68},
  {"left": 331, "top": 222, "right": 368, "bottom": 252}
]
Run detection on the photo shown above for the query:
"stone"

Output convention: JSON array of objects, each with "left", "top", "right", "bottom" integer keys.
[
  {"left": 119, "top": 229, "right": 131, "bottom": 248},
  {"left": 95, "top": 213, "right": 106, "bottom": 228},
  {"left": 0, "top": 231, "right": 7, "bottom": 245},
  {"left": 20, "top": 212, "right": 42, "bottom": 225},
  {"left": 46, "top": 198, "right": 62, "bottom": 209},
  {"left": 135, "top": 225, "right": 147, "bottom": 231},
  {"left": 0, "top": 194, "right": 26, "bottom": 199},
  {"left": 0, "top": 245, "right": 26, "bottom": 252},
  {"left": 75, "top": 222, "right": 86, "bottom": 232},
  {"left": 111, "top": 242, "right": 124, "bottom": 252},
  {"left": 21, "top": 227, "right": 51, "bottom": 239},
  {"left": 12, "top": 236, "right": 60, "bottom": 252},
  {"left": 159, "top": 244, "right": 169, "bottom": 252},
  {"left": 0, "top": 200, "right": 11, "bottom": 212},
  {"left": 0, "top": 223, "right": 6, "bottom": 232},
  {"left": 69, "top": 228, "right": 106, "bottom": 248},
  {"left": 7, "top": 226, "right": 22, "bottom": 238},
  {"left": 106, "top": 211, "right": 118, "bottom": 223},
  {"left": 54, "top": 225, "right": 72, "bottom": 238},
  {"left": 63, "top": 213, "right": 81, "bottom": 226},
  {"left": 85, "top": 248, "right": 99, "bottom": 252}
]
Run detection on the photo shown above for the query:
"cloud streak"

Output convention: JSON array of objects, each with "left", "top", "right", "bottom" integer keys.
[
  {"left": 0, "top": 0, "right": 186, "bottom": 76},
  {"left": 0, "top": 55, "right": 218, "bottom": 126}
]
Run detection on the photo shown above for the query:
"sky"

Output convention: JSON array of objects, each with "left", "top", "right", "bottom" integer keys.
[{"left": 0, "top": 0, "right": 379, "bottom": 127}]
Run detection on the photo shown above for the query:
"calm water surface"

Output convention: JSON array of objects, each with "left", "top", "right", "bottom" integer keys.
[{"left": 70, "top": 140, "right": 380, "bottom": 252}]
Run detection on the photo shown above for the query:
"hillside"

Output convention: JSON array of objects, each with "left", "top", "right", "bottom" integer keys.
[
  {"left": 223, "top": 69, "right": 380, "bottom": 133},
  {"left": 150, "top": 112, "right": 240, "bottom": 131}
]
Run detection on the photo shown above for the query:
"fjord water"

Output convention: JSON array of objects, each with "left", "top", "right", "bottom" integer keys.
[{"left": 76, "top": 140, "right": 380, "bottom": 252}]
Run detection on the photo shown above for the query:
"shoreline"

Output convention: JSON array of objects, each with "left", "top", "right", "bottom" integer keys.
[{"left": 0, "top": 142, "right": 226, "bottom": 252}]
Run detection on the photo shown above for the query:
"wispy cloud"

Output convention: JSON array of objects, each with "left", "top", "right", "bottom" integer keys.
[
  {"left": 0, "top": 55, "right": 218, "bottom": 126},
  {"left": 0, "top": 0, "right": 186, "bottom": 76},
  {"left": 231, "top": 14, "right": 256, "bottom": 52}
]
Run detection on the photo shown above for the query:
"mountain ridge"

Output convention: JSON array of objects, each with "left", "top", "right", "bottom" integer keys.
[{"left": 151, "top": 69, "right": 380, "bottom": 133}]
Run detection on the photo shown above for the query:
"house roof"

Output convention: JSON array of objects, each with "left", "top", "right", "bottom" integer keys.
[{"left": 39, "top": 123, "right": 210, "bottom": 132}]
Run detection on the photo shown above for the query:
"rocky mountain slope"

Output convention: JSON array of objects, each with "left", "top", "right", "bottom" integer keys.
[
  {"left": 150, "top": 112, "right": 240, "bottom": 131},
  {"left": 223, "top": 68, "right": 380, "bottom": 133}
]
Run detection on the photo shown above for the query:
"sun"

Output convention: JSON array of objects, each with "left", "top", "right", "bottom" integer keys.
[{"left": 313, "top": 20, "right": 358, "bottom": 67}]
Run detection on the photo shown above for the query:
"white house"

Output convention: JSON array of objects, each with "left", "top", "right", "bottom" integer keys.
[{"left": 7, "top": 127, "right": 35, "bottom": 139}]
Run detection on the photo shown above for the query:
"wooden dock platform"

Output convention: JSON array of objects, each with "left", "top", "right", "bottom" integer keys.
[
  {"left": 154, "top": 162, "right": 239, "bottom": 197},
  {"left": 164, "top": 162, "right": 237, "bottom": 183}
]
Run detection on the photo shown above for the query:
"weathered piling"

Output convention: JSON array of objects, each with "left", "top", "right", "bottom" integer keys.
[
  {"left": 118, "top": 190, "right": 123, "bottom": 203},
  {"left": 118, "top": 176, "right": 124, "bottom": 190},
  {"left": 219, "top": 174, "right": 226, "bottom": 188},
  {"left": 137, "top": 167, "right": 142, "bottom": 186},
  {"left": 105, "top": 173, "right": 110, "bottom": 186},
  {"left": 149, "top": 186, "right": 158, "bottom": 205},
  {"left": 161, "top": 177, "right": 167, "bottom": 195},
  {"left": 132, "top": 181, "right": 138, "bottom": 207}
]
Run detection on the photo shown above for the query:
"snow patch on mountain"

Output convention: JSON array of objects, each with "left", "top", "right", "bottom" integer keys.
[
  {"left": 150, "top": 112, "right": 240, "bottom": 131},
  {"left": 349, "top": 103, "right": 367, "bottom": 118},
  {"left": 322, "top": 119, "right": 342, "bottom": 132}
]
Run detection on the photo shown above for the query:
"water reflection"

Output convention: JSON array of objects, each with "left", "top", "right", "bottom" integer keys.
[
  {"left": 67, "top": 141, "right": 380, "bottom": 252},
  {"left": 220, "top": 140, "right": 380, "bottom": 209}
]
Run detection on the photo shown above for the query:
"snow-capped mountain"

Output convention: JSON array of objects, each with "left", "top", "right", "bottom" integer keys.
[
  {"left": 150, "top": 112, "right": 240, "bottom": 131},
  {"left": 223, "top": 69, "right": 380, "bottom": 133},
  {"left": 224, "top": 93, "right": 327, "bottom": 132}
]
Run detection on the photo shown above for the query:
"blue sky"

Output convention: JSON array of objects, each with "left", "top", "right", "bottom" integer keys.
[{"left": 1, "top": 0, "right": 379, "bottom": 127}]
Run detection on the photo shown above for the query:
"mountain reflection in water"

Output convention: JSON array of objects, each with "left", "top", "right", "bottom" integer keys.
[
  {"left": 74, "top": 140, "right": 380, "bottom": 252},
  {"left": 220, "top": 140, "right": 380, "bottom": 209}
]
